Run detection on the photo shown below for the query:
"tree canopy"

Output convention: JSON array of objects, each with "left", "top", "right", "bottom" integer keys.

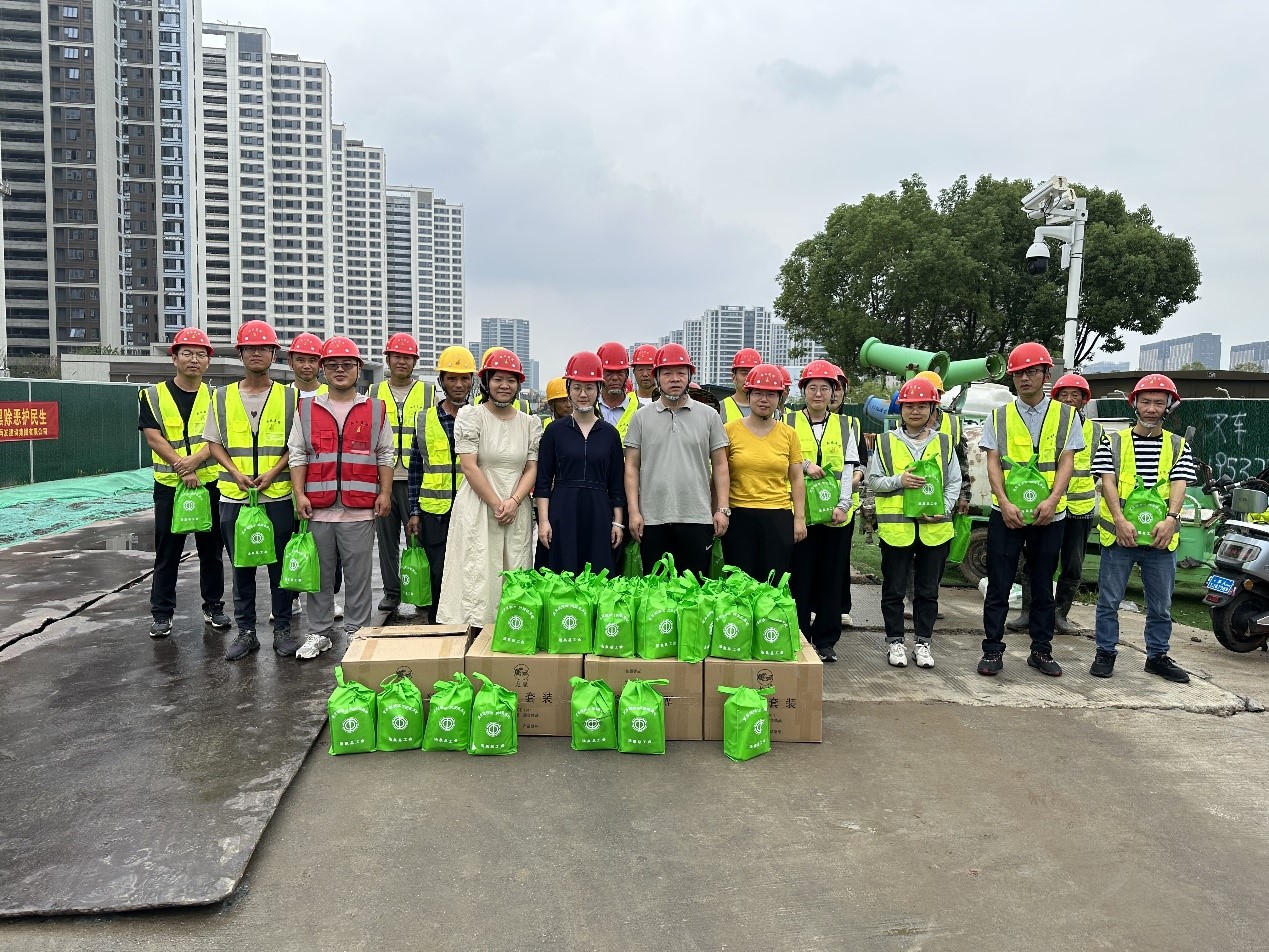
[{"left": 775, "top": 174, "right": 1201, "bottom": 374}]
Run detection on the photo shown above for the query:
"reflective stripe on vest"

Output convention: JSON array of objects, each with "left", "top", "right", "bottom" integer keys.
[
  {"left": 786, "top": 410, "right": 857, "bottom": 525},
  {"left": 377, "top": 379, "right": 434, "bottom": 468},
  {"left": 214, "top": 382, "right": 296, "bottom": 500},
  {"left": 874, "top": 430, "right": 955, "bottom": 547},
  {"left": 299, "top": 397, "right": 384, "bottom": 508},
  {"left": 990, "top": 399, "right": 1074, "bottom": 513},
  {"left": 1066, "top": 418, "right": 1104, "bottom": 516},
  {"left": 1097, "top": 430, "right": 1184, "bottom": 551},
  {"left": 608, "top": 393, "right": 640, "bottom": 440},
  {"left": 144, "top": 382, "right": 218, "bottom": 486},
  {"left": 418, "top": 405, "right": 463, "bottom": 514}
]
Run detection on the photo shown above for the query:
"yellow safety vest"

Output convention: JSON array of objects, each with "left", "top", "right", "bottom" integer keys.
[
  {"left": 786, "top": 410, "right": 858, "bottom": 525},
  {"left": 143, "top": 382, "right": 219, "bottom": 487},
  {"left": 600, "top": 393, "right": 640, "bottom": 441},
  {"left": 377, "top": 379, "right": 434, "bottom": 468},
  {"left": 213, "top": 382, "right": 297, "bottom": 500},
  {"left": 938, "top": 410, "right": 963, "bottom": 448},
  {"left": 720, "top": 396, "right": 746, "bottom": 423},
  {"left": 417, "top": 405, "right": 464, "bottom": 515},
  {"left": 1066, "top": 417, "right": 1104, "bottom": 517},
  {"left": 873, "top": 430, "right": 955, "bottom": 547},
  {"left": 1097, "top": 430, "right": 1185, "bottom": 551},
  {"left": 293, "top": 383, "right": 329, "bottom": 397},
  {"left": 990, "top": 399, "right": 1075, "bottom": 515}
]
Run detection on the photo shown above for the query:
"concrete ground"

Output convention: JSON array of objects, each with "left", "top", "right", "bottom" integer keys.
[{"left": 3, "top": 517, "right": 1269, "bottom": 951}]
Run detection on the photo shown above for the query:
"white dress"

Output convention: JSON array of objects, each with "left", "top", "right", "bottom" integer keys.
[{"left": 436, "top": 404, "right": 542, "bottom": 627}]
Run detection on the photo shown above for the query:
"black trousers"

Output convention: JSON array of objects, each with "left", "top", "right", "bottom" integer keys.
[
  {"left": 839, "top": 515, "right": 857, "bottom": 614},
  {"left": 791, "top": 523, "right": 848, "bottom": 650},
  {"left": 420, "top": 511, "right": 451, "bottom": 624},
  {"left": 981, "top": 510, "right": 1064, "bottom": 656},
  {"left": 723, "top": 507, "right": 793, "bottom": 584},
  {"left": 220, "top": 498, "right": 295, "bottom": 635},
  {"left": 1054, "top": 515, "right": 1093, "bottom": 610},
  {"left": 640, "top": 522, "right": 713, "bottom": 579},
  {"left": 150, "top": 481, "right": 225, "bottom": 621},
  {"left": 880, "top": 537, "right": 949, "bottom": 644}
]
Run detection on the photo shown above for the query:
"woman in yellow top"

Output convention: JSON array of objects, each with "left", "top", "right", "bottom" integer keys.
[{"left": 722, "top": 364, "right": 807, "bottom": 583}]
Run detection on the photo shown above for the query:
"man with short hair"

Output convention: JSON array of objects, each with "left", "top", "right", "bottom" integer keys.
[
  {"left": 720, "top": 348, "right": 763, "bottom": 422},
  {"left": 631, "top": 344, "right": 658, "bottom": 405},
  {"left": 595, "top": 340, "right": 640, "bottom": 440}
]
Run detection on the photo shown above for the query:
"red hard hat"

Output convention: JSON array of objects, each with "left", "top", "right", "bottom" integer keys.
[
  {"left": 1006, "top": 342, "right": 1053, "bottom": 374},
  {"left": 743, "top": 363, "right": 784, "bottom": 392},
  {"left": 898, "top": 377, "right": 939, "bottom": 404},
  {"left": 236, "top": 320, "right": 280, "bottom": 348},
  {"left": 385, "top": 333, "right": 419, "bottom": 357},
  {"left": 288, "top": 332, "right": 324, "bottom": 357},
  {"left": 1129, "top": 373, "right": 1181, "bottom": 411},
  {"left": 778, "top": 366, "right": 792, "bottom": 388},
  {"left": 1052, "top": 373, "right": 1091, "bottom": 400},
  {"left": 799, "top": 359, "right": 839, "bottom": 389},
  {"left": 732, "top": 348, "right": 763, "bottom": 371},
  {"left": 564, "top": 350, "right": 604, "bottom": 383},
  {"left": 653, "top": 343, "right": 695, "bottom": 373},
  {"left": 481, "top": 347, "right": 525, "bottom": 381},
  {"left": 831, "top": 364, "right": 849, "bottom": 388},
  {"left": 169, "top": 326, "right": 213, "bottom": 356},
  {"left": 631, "top": 344, "right": 658, "bottom": 366},
  {"left": 596, "top": 341, "right": 630, "bottom": 371},
  {"left": 320, "top": 336, "right": 363, "bottom": 364}
]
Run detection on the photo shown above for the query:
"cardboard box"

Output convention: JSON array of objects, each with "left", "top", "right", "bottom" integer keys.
[
  {"left": 338, "top": 635, "right": 471, "bottom": 701},
  {"left": 583, "top": 655, "right": 704, "bottom": 741},
  {"left": 704, "top": 640, "right": 823, "bottom": 743},
  {"left": 464, "top": 629, "right": 583, "bottom": 736},
  {"left": 355, "top": 623, "right": 469, "bottom": 640}
]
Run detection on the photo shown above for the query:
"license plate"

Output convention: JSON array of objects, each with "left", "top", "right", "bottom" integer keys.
[{"left": 1205, "top": 574, "right": 1236, "bottom": 595}]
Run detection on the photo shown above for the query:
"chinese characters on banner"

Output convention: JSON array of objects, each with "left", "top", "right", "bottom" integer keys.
[{"left": 0, "top": 402, "right": 59, "bottom": 442}]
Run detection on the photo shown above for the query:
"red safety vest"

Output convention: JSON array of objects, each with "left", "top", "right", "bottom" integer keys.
[{"left": 299, "top": 397, "right": 385, "bottom": 509}]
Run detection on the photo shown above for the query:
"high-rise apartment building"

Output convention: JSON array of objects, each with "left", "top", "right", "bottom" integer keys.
[
  {"left": 385, "top": 185, "right": 466, "bottom": 367},
  {"left": 1138, "top": 333, "right": 1221, "bottom": 372},
  {"left": 475, "top": 316, "right": 536, "bottom": 389},
  {"left": 336, "top": 137, "right": 384, "bottom": 353},
  {"left": 657, "top": 306, "right": 825, "bottom": 386},
  {"left": 1230, "top": 340, "right": 1269, "bottom": 372},
  {"left": 1081, "top": 360, "right": 1131, "bottom": 374}
]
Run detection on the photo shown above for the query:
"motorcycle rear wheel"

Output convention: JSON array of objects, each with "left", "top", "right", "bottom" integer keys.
[{"left": 1211, "top": 590, "right": 1269, "bottom": 653}]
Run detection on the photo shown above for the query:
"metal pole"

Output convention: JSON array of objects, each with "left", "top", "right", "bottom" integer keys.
[{"left": 1061, "top": 198, "right": 1086, "bottom": 368}]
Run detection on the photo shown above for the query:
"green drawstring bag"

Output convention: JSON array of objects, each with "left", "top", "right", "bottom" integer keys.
[
  {"left": 492, "top": 570, "right": 543, "bottom": 654},
  {"left": 710, "top": 568, "right": 756, "bottom": 660},
  {"left": 617, "top": 678, "right": 670, "bottom": 755},
  {"left": 622, "top": 539, "right": 643, "bottom": 578},
  {"left": 902, "top": 455, "right": 945, "bottom": 518},
  {"left": 232, "top": 488, "right": 276, "bottom": 568},
  {"left": 750, "top": 573, "right": 799, "bottom": 662},
  {"left": 328, "top": 665, "right": 377, "bottom": 755},
  {"left": 1123, "top": 477, "right": 1169, "bottom": 545},
  {"left": 805, "top": 473, "right": 840, "bottom": 525},
  {"left": 545, "top": 571, "right": 594, "bottom": 654},
  {"left": 422, "top": 672, "right": 474, "bottom": 752},
  {"left": 280, "top": 519, "right": 321, "bottom": 593},
  {"left": 676, "top": 573, "right": 715, "bottom": 664},
  {"left": 569, "top": 676, "right": 618, "bottom": 751},
  {"left": 400, "top": 535, "right": 432, "bottom": 607},
  {"left": 171, "top": 483, "right": 212, "bottom": 534},
  {"left": 376, "top": 672, "right": 424, "bottom": 751},
  {"left": 1003, "top": 454, "right": 1050, "bottom": 524},
  {"left": 718, "top": 685, "right": 776, "bottom": 762},
  {"left": 468, "top": 673, "right": 518, "bottom": 755},
  {"left": 949, "top": 513, "right": 973, "bottom": 564},
  {"left": 636, "top": 555, "right": 679, "bottom": 659},
  {"left": 594, "top": 576, "right": 637, "bottom": 657},
  {"left": 708, "top": 537, "right": 725, "bottom": 579}
]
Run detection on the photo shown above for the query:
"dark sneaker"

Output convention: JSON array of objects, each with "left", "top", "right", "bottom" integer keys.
[
  {"left": 377, "top": 596, "right": 400, "bottom": 612},
  {"left": 977, "top": 652, "right": 1004, "bottom": 676},
  {"left": 817, "top": 646, "right": 837, "bottom": 663},
  {"left": 203, "top": 605, "right": 232, "bottom": 629},
  {"left": 225, "top": 630, "right": 260, "bottom": 661},
  {"left": 1090, "top": 649, "right": 1117, "bottom": 678},
  {"left": 273, "top": 629, "right": 303, "bottom": 658},
  {"left": 1027, "top": 651, "right": 1062, "bottom": 677},
  {"left": 149, "top": 618, "right": 172, "bottom": 639},
  {"left": 1145, "top": 654, "right": 1190, "bottom": 684},
  {"left": 1005, "top": 613, "right": 1029, "bottom": 633}
]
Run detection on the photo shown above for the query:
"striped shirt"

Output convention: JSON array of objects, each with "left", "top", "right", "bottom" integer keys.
[{"left": 1091, "top": 431, "right": 1196, "bottom": 486}]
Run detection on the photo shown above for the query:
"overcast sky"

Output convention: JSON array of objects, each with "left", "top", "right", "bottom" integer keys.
[{"left": 204, "top": 0, "right": 1267, "bottom": 375}]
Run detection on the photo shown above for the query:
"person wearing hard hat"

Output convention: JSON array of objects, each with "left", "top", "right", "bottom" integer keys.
[
  {"left": 829, "top": 364, "right": 865, "bottom": 628},
  {"left": 630, "top": 344, "right": 658, "bottom": 405},
  {"left": 867, "top": 376, "right": 962, "bottom": 669},
  {"left": 289, "top": 337, "right": 394, "bottom": 660},
  {"left": 287, "top": 333, "right": 328, "bottom": 398},
  {"left": 542, "top": 376, "right": 572, "bottom": 425},
  {"left": 475, "top": 347, "right": 533, "bottom": 414},
  {"left": 1048, "top": 373, "right": 1104, "bottom": 635},
  {"left": 624, "top": 343, "right": 730, "bottom": 578},
  {"left": 594, "top": 341, "right": 640, "bottom": 440},
  {"left": 374, "top": 333, "right": 433, "bottom": 619},
  {"left": 406, "top": 345, "right": 476, "bottom": 623},
  {"left": 203, "top": 320, "right": 302, "bottom": 660},
  {"left": 1089, "top": 374, "right": 1194, "bottom": 683},
  {"left": 915, "top": 369, "right": 971, "bottom": 513},
  {"left": 720, "top": 349, "right": 763, "bottom": 422},
  {"left": 138, "top": 327, "right": 229, "bottom": 639},
  {"left": 977, "top": 342, "right": 1083, "bottom": 678},
  {"left": 534, "top": 351, "right": 626, "bottom": 575}
]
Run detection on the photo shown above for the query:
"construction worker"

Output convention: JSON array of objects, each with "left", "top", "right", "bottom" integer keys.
[
  {"left": 287, "top": 332, "right": 328, "bottom": 397},
  {"left": 1051, "top": 373, "right": 1103, "bottom": 634},
  {"left": 631, "top": 344, "right": 658, "bottom": 404},
  {"left": 977, "top": 342, "right": 1083, "bottom": 678},
  {"left": 595, "top": 341, "right": 640, "bottom": 440},
  {"left": 138, "top": 327, "right": 228, "bottom": 639},
  {"left": 777, "top": 365, "right": 793, "bottom": 415},
  {"left": 830, "top": 365, "right": 864, "bottom": 628},
  {"left": 542, "top": 376, "right": 571, "bottom": 425},
  {"left": 868, "top": 376, "right": 961, "bottom": 669},
  {"left": 1090, "top": 374, "right": 1195, "bottom": 683},
  {"left": 406, "top": 345, "right": 476, "bottom": 622},
  {"left": 374, "top": 333, "right": 433, "bottom": 618},
  {"left": 720, "top": 348, "right": 763, "bottom": 422},
  {"left": 204, "top": 320, "right": 301, "bottom": 660},
  {"left": 475, "top": 347, "right": 532, "bottom": 414}
]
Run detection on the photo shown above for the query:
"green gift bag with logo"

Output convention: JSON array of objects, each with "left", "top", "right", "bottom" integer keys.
[
  {"left": 617, "top": 678, "right": 670, "bottom": 755},
  {"left": 676, "top": 574, "right": 715, "bottom": 664},
  {"left": 594, "top": 576, "right": 637, "bottom": 657},
  {"left": 569, "top": 676, "right": 618, "bottom": 751},
  {"left": 710, "top": 569, "right": 756, "bottom": 660},
  {"left": 750, "top": 573, "right": 799, "bottom": 662},
  {"left": 468, "top": 672, "right": 518, "bottom": 756},
  {"left": 328, "top": 665, "right": 377, "bottom": 756},
  {"left": 636, "top": 555, "right": 679, "bottom": 659},
  {"left": 622, "top": 539, "right": 643, "bottom": 578},
  {"left": 280, "top": 519, "right": 321, "bottom": 593},
  {"left": 545, "top": 571, "right": 594, "bottom": 654},
  {"left": 1003, "top": 454, "right": 1050, "bottom": 524},
  {"left": 492, "top": 570, "right": 543, "bottom": 654},
  {"left": 949, "top": 513, "right": 973, "bottom": 564},
  {"left": 805, "top": 473, "right": 840, "bottom": 526},
  {"left": 422, "top": 672, "right": 474, "bottom": 752},
  {"left": 708, "top": 536, "right": 725, "bottom": 579},
  {"left": 1123, "top": 477, "right": 1169, "bottom": 545},
  {"left": 400, "top": 535, "right": 432, "bottom": 607},
  {"left": 376, "top": 672, "right": 424, "bottom": 751},
  {"left": 232, "top": 488, "right": 276, "bottom": 568},
  {"left": 902, "top": 456, "right": 945, "bottom": 518},
  {"left": 718, "top": 685, "right": 776, "bottom": 762},
  {"left": 171, "top": 483, "right": 212, "bottom": 534}
]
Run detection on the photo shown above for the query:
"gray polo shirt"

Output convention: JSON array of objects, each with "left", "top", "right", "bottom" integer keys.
[{"left": 624, "top": 399, "right": 729, "bottom": 526}]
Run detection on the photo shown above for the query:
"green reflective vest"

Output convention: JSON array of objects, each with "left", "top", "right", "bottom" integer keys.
[
  {"left": 417, "top": 405, "right": 464, "bottom": 515},
  {"left": 1097, "top": 430, "right": 1185, "bottom": 551},
  {"left": 874, "top": 430, "right": 955, "bottom": 547},
  {"left": 1066, "top": 417, "right": 1104, "bottom": 517},
  {"left": 144, "top": 382, "right": 219, "bottom": 487},
  {"left": 213, "top": 382, "right": 297, "bottom": 500},
  {"left": 990, "top": 399, "right": 1075, "bottom": 515}
]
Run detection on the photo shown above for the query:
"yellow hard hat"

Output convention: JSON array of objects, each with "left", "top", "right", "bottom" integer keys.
[
  {"left": 437, "top": 345, "right": 476, "bottom": 374},
  {"left": 915, "top": 370, "right": 945, "bottom": 393},
  {"left": 545, "top": 376, "right": 568, "bottom": 403}
]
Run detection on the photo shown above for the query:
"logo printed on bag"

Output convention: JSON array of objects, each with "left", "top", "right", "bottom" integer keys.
[
  {"left": 605, "top": 622, "right": 621, "bottom": 638},
  {"left": 1138, "top": 511, "right": 1154, "bottom": 525},
  {"left": 631, "top": 716, "right": 648, "bottom": 733},
  {"left": 817, "top": 487, "right": 832, "bottom": 500},
  {"left": 561, "top": 615, "right": 578, "bottom": 631},
  {"left": 508, "top": 615, "right": 524, "bottom": 631},
  {"left": 1022, "top": 489, "right": 1039, "bottom": 504},
  {"left": 250, "top": 531, "right": 265, "bottom": 545},
  {"left": 754, "top": 719, "right": 766, "bottom": 735},
  {"left": 658, "top": 619, "right": 673, "bottom": 635},
  {"left": 438, "top": 716, "right": 456, "bottom": 732},
  {"left": 485, "top": 722, "right": 502, "bottom": 738},
  {"left": 921, "top": 483, "right": 935, "bottom": 496},
  {"left": 584, "top": 717, "right": 601, "bottom": 732},
  {"left": 289, "top": 558, "right": 301, "bottom": 571},
  {"left": 341, "top": 716, "right": 360, "bottom": 734},
  {"left": 391, "top": 715, "right": 409, "bottom": 731},
  {"left": 723, "top": 622, "right": 740, "bottom": 640},
  {"left": 183, "top": 500, "right": 195, "bottom": 512},
  {"left": 762, "top": 627, "right": 780, "bottom": 643}
]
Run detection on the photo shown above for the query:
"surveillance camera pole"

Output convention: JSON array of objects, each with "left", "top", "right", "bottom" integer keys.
[{"left": 1023, "top": 177, "right": 1088, "bottom": 369}]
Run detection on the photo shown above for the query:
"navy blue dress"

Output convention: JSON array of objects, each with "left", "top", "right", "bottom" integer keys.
[{"left": 534, "top": 416, "right": 626, "bottom": 575}]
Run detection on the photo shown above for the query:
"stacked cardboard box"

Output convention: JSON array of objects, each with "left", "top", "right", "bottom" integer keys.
[
  {"left": 338, "top": 632, "right": 472, "bottom": 708},
  {"left": 583, "top": 655, "right": 704, "bottom": 741},
  {"left": 464, "top": 630, "right": 583, "bottom": 736},
  {"left": 703, "top": 639, "right": 823, "bottom": 742}
]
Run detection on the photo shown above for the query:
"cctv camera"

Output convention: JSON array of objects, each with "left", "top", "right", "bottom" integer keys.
[{"left": 1025, "top": 239, "right": 1049, "bottom": 275}]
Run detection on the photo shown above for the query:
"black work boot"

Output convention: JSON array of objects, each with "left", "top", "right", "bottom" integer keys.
[{"left": 1054, "top": 603, "right": 1081, "bottom": 635}]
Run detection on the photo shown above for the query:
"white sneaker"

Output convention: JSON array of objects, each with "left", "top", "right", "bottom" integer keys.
[
  {"left": 840, "top": 613, "right": 854, "bottom": 628},
  {"left": 914, "top": 643, "right": 935, "bottom": 668},
  {"left": 295, "top": 634, "right": 332, "bottom": 660},
  {"left": 396, "top": 603, "right": 417, "bottom": 619},
  {"left": 887, "top": 642, "right": 908, "bottom": 667},
  {"left": 902, "top": 600, "right": 914, "bottom": 620},
  {"left": 292, "top": 597, "right": 302, "bottom": 615},
  {"left": 333, "top": 598, "right": 344, "bottom": 620}
]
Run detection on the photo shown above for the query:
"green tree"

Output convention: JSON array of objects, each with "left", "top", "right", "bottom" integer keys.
[
  {"left": 1232, "top": 361, "right": 1265, "bottom": 373},
  {"left": 1180, "top": 361, "right": 1208, "bottom": 371},
  {"left": 776, "top": 174, "right": 1201, "bottom": 373}
]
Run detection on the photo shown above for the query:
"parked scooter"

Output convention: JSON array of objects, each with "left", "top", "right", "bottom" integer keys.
[{"left": 1204, "top": 473, "right": 1269, "bottom": 652}]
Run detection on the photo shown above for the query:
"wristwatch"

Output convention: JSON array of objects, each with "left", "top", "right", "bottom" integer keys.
[{"left": 715, "top": 507, "right": 732, "bottom": 517}]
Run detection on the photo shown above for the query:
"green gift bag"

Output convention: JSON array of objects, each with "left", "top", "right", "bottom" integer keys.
[
  {"left": 422, "top": 672, "right": 474, "bottom": 751},
  {"left": 492, "top": 570, "right": 543, "bottom": 654},
  {"left": 233, "top": 488, "right": 276, "bottom": 568},
  {"left": 750, "top": 573, "right": 799, "bottom": 662},
  {"left": 617, "top": 678, "right": 670, "bottom": 755},
  {"left": 636, "top": 556, "right": 679, "bottom": 659},
  {"left": 710, "top": 569, "right": 756, "bottom": 660},
  {"left": 280, "top": 519, "right": 321, "bottom": 593},
  {"left": 171, "top": 483, "right": 212, "bottom": 534},
  {"left": 718, "top": 685, "right": 776, "bottom": 762},
  {"left": 902, "top": 456, "right": 945, "bottom": 518},
  {"left": 544, "top": 571, "right": 594, "bottom": 654},
  {"left": 1123, "top": 477, "right": 1168, "bottom": 545},
  {"left": 1003, "top": 454, "right": 1050, "bottom": 524},
  {"left": 328, "top": 665, "right": 377, "bottom": 755},
  {"left": 708, "top": 536, "right": 725, "bottom": 579},
  {"left": 622, "top": 539, "right": 643, "bottom": 578},
  {"left": 676, "top": 574, "right": 715, "bottom": 664},
  {"left": 400, "top": 535, "right": 433, "bottom": 607},
  {"left": 376, "top": 672, "right": 424, "bottom": 751},
  {"left": 569, "top": 676, "right": 618, "bottom": 751},
  {"left": 594, "top": 576, "right": 637, "bottom": 657},
  {"left": 949, "top": 513, "right": 973, "bottom": 564},
  {"left": 468, "top": 672, "right": 518, "bottom": 755},
  {"left": 805, "top": 473, "right": 840, "bottom": 526}
]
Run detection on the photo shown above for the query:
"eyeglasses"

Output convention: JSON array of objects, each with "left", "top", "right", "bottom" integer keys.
[
  {"left": 1012, "top": 367, "right": 1046, "bottom": 378},
  {"left": 174, "top": 349, "right": 208, "bottom": 360},
  {"left": 324, "top": 361, "right": 359, "bottom": 372}
]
